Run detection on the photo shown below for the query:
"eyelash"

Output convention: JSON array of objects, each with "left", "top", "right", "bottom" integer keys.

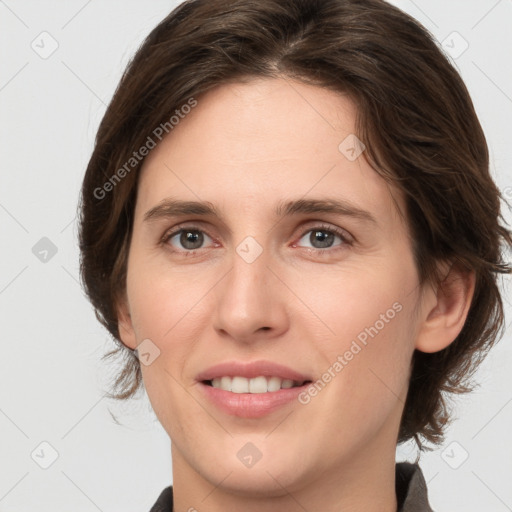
[{"left": 161, "top": 222, "right": 353, "bottom": 258}]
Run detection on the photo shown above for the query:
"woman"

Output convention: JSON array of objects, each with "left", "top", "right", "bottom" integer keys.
[{"left": 78, "top": 0, "right": 511, "bottom": 510}]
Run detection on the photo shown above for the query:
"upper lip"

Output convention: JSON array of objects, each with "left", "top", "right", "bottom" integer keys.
[{"left": 196, "top": 360, "right": 312, "bottom": 382}]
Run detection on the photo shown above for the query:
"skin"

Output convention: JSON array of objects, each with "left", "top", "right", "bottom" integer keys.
[{"left": 117, "top": 77, "right": 474, "bottom": 512}]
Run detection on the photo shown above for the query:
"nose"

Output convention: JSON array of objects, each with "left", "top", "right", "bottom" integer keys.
[{"left": 212, "top": 239, "right": 289, "bottom": 345}]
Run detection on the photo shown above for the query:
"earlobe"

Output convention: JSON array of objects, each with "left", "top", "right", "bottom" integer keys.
[
  {"left": 116, "top": 298, "right": 138, "bottom": 351},
  {"left": 415, "top": 263, "right": 476, "bottom": 354}
]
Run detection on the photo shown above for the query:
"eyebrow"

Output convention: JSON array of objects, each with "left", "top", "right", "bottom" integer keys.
[{"left": 143, "top": 197, "right": 377, "bottom": 225}]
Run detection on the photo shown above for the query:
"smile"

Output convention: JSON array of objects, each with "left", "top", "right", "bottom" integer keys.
[{"left": 196, "top": 360, "right": 313, "bottom": 418}]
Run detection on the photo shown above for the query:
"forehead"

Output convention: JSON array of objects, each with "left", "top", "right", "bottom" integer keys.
[{"left": 136, "top": 77, "right": 405, "bottom": 227}]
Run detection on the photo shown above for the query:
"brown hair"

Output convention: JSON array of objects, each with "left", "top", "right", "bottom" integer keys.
[{"left": 78, "top": 0, "right": 512, "bottom": 446}]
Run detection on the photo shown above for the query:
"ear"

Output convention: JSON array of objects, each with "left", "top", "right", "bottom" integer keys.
[
  {"left": 116, "top": 295, "right": 138, "bottom": 351},
  {"left": 415, "top": 262, "right": 476, "bottom": 353}
]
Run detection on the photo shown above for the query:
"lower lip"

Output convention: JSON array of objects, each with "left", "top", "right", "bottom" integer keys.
[{"left": 199, "top": 381, "right": 310, "bottom": 418}]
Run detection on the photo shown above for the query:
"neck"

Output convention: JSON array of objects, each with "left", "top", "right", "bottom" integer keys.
[{"left": 171, "top": 437, "right": 398, "bottom": 512}]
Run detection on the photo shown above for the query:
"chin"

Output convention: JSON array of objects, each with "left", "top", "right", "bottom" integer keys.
[
  {"left": 189, "top": 437, "right": 314, "bottom": 496},
  {"left": 206, "top": 464, "right": 304, "bottom": 498}
]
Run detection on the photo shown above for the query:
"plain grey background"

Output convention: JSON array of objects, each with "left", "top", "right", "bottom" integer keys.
[{"left": 1, "top": 1, "right": 511, "bottom": 510}]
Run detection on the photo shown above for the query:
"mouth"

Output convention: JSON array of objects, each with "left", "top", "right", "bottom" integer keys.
[
  {"left": 196, "top": 360, "right": 313, "bottom": 418},
  {"left": 202, "top": 376, "right": 311, "bottom": 393}
]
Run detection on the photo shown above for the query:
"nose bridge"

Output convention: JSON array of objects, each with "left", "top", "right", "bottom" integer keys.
[
  {"left": 212, "top": 233, "right": 286, "bottom": 340},
  {"left": 227, "top": 234, "right": 271, "bottom": 310}
]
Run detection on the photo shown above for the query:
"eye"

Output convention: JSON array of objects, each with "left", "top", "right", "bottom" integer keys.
[
  {"left": 163, "top": 226, "right": 215, "bottom": 252},
  {"left": 295, "top": 224, "right": 352, "bottom": 252},
  {"left": 161, "top": 223, "right": 352, "bottom": 256}
]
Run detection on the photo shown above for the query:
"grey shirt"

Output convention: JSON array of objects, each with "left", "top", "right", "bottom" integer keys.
[
  {"left": 396, "top": 462, "right": 434, "bottom": 511},
  {"left": 150, "top": 462, "right": 433, "bottom": 511}
]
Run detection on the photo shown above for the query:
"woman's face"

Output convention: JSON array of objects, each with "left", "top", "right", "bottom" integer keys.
[{"left": 119, "top": 77, "right": 428, "bottom": 495}]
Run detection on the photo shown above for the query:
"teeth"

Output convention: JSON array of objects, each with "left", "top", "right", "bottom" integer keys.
[
  {"left": 249, "top": 376, "right": 268, "bottom": 393},
  {"left": 267, "top": 376, "right": 281, "bottom": 392},
  {"left": 210, "top": 376, "right": 303, "bottom": 393},
  {"left": 231, "top": 376, "right": 249, "bottom": 393},
  {"left": 220, "top": 376, "right": 231, "bottom": 391}
]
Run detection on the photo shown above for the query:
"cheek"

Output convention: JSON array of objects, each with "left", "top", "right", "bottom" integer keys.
[
  {"left": 303, "top": 258, "right": 416, "bottom": 350},
  {"left": 301, "top": 258, "right": 418, "bottom": 410},
  {"left": 124, "top": 258, "right": 210, "bottom": 424},
  {"left": 125, "top": 253, "right": 205, "bottom": 341}
]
